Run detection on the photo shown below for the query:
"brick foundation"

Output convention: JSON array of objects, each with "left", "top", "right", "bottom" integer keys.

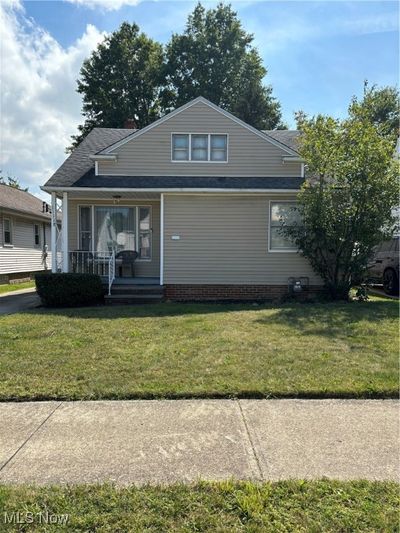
[{"left": 165, "top": 284, "right": 326, "bottom": 302}]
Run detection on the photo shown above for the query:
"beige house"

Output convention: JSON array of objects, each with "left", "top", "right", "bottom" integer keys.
[
  {"left": 0, "top": 184, "right": 52, "bottom": 283},
  {"left": 42, "top": 97, "right": 322, "bottom": 301}
]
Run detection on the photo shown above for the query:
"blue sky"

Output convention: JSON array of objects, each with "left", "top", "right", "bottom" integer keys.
[{"left": 0, "top": 0, "right": 398, "bottom": 196}]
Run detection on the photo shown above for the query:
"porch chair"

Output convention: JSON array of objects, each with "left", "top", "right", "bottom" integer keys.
[{"left": 115, "top": 250, "right": 139, "bottom": 277}]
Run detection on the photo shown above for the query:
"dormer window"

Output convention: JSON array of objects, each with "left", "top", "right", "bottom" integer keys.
[{"left": 172, "top": 134, "right": 227, "bottom": 162}]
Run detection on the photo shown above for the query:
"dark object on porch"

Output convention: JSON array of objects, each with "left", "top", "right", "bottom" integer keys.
[
  {"left": 36, "top": 273, "right": 104, "bottom": 307},
  {"left": 115, "top": 251, "right": 139, "bottom": 277}
]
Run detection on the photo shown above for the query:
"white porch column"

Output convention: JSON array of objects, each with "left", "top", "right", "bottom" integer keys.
[
  {"left": 51, "top": 192, "right": 57, "bottom": 272},
  {"left": 62, "top": 191, "right": 69, "bottom": 272},
  {"left": 160, "top": 193, "right": 164, "bottom": 286}
]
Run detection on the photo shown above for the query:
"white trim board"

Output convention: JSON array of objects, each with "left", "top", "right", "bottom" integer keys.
[{"left": 94, "top": 97, "right": 299, "bottom": 157}]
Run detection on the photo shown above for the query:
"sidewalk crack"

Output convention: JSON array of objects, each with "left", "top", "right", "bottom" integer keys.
[
  {"left": 0, "top": 402, "right": 63, "bottom": 473},
  {"left": 236, "top": 399, "right": 264, "bottom": 481}
]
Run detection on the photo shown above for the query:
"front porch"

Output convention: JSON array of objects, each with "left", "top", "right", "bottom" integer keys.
[{"left": 50, "top": 191, "right": 163, "bottom": 294}]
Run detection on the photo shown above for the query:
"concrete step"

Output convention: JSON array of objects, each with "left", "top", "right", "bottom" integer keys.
[
  {"left": 105, "top": 293, "right": 164, "bottom": 305},
  {"left": 111, "top": 285, "right": 163, "bottom": 295}
]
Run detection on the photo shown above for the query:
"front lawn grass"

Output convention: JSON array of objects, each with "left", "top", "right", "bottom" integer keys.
[
  {"left": 0, "top": 299, "right": 397, "bottom": 400},
  {"left": 0, "top": 281, "right": 35, "bottom": 295},
  {"left": 0, "top": 481, "right": 398, "bottom": 532}
]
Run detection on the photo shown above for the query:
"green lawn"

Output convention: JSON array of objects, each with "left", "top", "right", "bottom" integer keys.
[
  {"left": 0, "top": 281, "right": 35, "bottom": 295},
  {"left": 0, "top": 481, "right": 398, "bottom": 532},
  {"left": 0, "top": 299, "right": 397, "bottom": 400}
]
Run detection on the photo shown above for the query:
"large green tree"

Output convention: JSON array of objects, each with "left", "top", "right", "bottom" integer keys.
[
  {"left": 283, "top": 104, "right": 398, "bottom": 300},
  {"left": 163, "top": 3, "right": 283, "bottom": 129},
  {"left": 70, "top": 23, "right": 164, "bottom": 150},
  {"left": 349, "top": 82, "right": 399, "bottom": 140}
]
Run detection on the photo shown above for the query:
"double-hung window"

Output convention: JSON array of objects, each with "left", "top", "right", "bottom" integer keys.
[
  {"left": 139, "top": 207, "right": 151, "bottom": 259},
  {"left": 79, "top": 206, "right": 92, "bottom": 251},
  {"left": 34, "top": 224, "right": 40, "bottom": 246},
  {"left": 172, "top": 134, "right": 189, "bottom": 161},
  {"left": 172, "top": 134, "right": 228, "bottom": 162},
  {"left": 3, "top": 218, "right": 12, "bottom": 245},
  {"left": 210, "top": 134, "right": 227, "bottom": 161},
  {"left": 269, "top": 202, "right": 298, "bottom": 252},
  {"left": 191, "top": 134, "right": 208, "bottom": 161}
]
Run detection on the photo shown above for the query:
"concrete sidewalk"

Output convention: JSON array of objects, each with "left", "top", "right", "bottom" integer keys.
[
  {"left": 0, "top": 288, "right": 40, "bottom": 315},
  {"left": 0, "top": 400, "right": 398, "bottom": 485}
]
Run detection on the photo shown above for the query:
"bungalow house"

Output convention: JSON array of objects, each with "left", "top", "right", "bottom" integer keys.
[
  {"left": 41, "top": 96, "right": 322, "bottom": 302},
  {"left": 0, "top": 184, "right": 52, "bottom": 284}
]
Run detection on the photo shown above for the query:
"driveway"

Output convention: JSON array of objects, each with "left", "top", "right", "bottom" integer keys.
[
  {"left": 0, "top": 399, "right": 398, "bottom": 485},
  {"left": 0, "top": 288, "right": 40, "bottom": 315}
]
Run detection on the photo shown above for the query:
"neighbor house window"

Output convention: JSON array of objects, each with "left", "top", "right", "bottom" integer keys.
[
  {"left": 34, "top": 224, "right": 40, "bottom": 246},
  {"left": 172, "top": 134, "right": 228, "bottom": 162},
  {"left": 79, "top": 206, "right": 92, "bottom": 250},
  {"left": 3, "top": 218, "right": 12, "bottom": 245},
  {"left": 269, "top": 202, "right": 298, "bottom": 251}
]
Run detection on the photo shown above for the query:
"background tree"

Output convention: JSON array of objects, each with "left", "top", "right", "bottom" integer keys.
[
  {"left": 0, "top": 172, "right": 28, "bottom": 191},
  {"left": 70, "top": 23, "right": 164, "bottom": 150},
  {"left": 163, "top": 3, "right": 284, "bottom": 129},
  {"left": 349, "top": 82, "right": 399, "bottom": 140},
  {"left": 283, "top": 104, "right": 398, "bottom": 300}
]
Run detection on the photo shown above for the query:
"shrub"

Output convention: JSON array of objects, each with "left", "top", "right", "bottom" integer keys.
[{"left": 35, "top": 273, "right": 104, "bottom": 307}]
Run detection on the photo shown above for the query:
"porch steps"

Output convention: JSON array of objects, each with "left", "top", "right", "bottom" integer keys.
[{"left": 105, "top": 284, "right": 164, "bottom": 305}]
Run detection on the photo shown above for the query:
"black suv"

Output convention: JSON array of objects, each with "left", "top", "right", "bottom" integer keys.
[{"left": 367, "top": 237, "right": 399, "bottom": 295}]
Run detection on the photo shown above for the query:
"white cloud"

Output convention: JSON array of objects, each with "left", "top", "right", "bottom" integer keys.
[
  {"left": 0, "top": 0, "right": 105, "bottom": 197},
  {"left": 66, "top": 0, "right": 141, "bottom": 11}
]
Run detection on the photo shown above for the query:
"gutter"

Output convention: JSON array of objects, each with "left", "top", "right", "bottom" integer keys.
[{"left": 41, "top": 186, "right": 301, "bottom": 194}]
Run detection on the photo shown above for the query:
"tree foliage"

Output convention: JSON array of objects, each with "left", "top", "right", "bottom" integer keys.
[
  {"left": 349, "top": 82, "right": 399, "bottom": 140},
  {"left": 163, "top": 3, "right": 283, "bottom": 129},
  {"left": 70, "top": 22, "right": 164, "bottom": 150},
  {"left": 70, "top": 3, "right": 284, "bottom": 149},
  {"left": 0, "top": 172, "right": 28, "bottom": 191},
  {"left": 284, "top": 104, "right": 398, "bottom": 300}
]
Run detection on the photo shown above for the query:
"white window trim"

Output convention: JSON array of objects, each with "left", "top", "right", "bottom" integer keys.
[
  {"left": 268, "top": 200, "right": 299, "bottom": 253},
  {"left": 77, "top": 204, "right": 153, "bottom": 262},
  {"left": 3, "top": 217, "right": 13, "bottom": 247},
  {"left": 33, "top": 223, "right": 41, "bottom": 248},
  {"left": 171, "top": 133, "right": 229, "bottom": 163}
]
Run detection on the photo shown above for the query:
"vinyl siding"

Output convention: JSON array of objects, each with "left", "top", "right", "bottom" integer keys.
[
  {"left": 163, "top": 194, "right": 321, "bottom": 285},
  {"left": 0, "top": 213, "right": 52, "bottom": 275},
  {"left": 68, "top": 199, "right": 160, "bottom": 277},
  {"left": 98, "top": 101, "right": 301, "bottom": 178}
]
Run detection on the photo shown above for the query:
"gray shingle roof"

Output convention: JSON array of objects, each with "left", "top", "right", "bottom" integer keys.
[
  {"left": 43, "top": 127, "right": 301, "bottom": 189},
  {"left": 0, "top": 184, "right": 51, "bottom": 220},
  {"left": 44, "top": 128, "right": 134, "bottom": 188},
  {"left": 263, "top": 130, "right": 301, "bottom": 152},
  {"left": 73, "top": 169, "right": 303, "bottom": 190}
]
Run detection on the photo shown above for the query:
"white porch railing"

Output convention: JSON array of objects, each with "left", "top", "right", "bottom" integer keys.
[
  {"left": 108, "top": 250, "right": 115, "bottom": 295},
  {"left": 69, "top": 251, "right": 114, "bottom": 278}
]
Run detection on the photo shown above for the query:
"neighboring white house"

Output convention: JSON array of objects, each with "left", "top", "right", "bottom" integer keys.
[{"left": 0, "top": 184, "right": 53, "bottom": 283}]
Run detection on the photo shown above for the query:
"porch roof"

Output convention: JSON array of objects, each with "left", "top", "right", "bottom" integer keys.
[{"left": 43, "top": 168, "right": 304, "bottom": 192}]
